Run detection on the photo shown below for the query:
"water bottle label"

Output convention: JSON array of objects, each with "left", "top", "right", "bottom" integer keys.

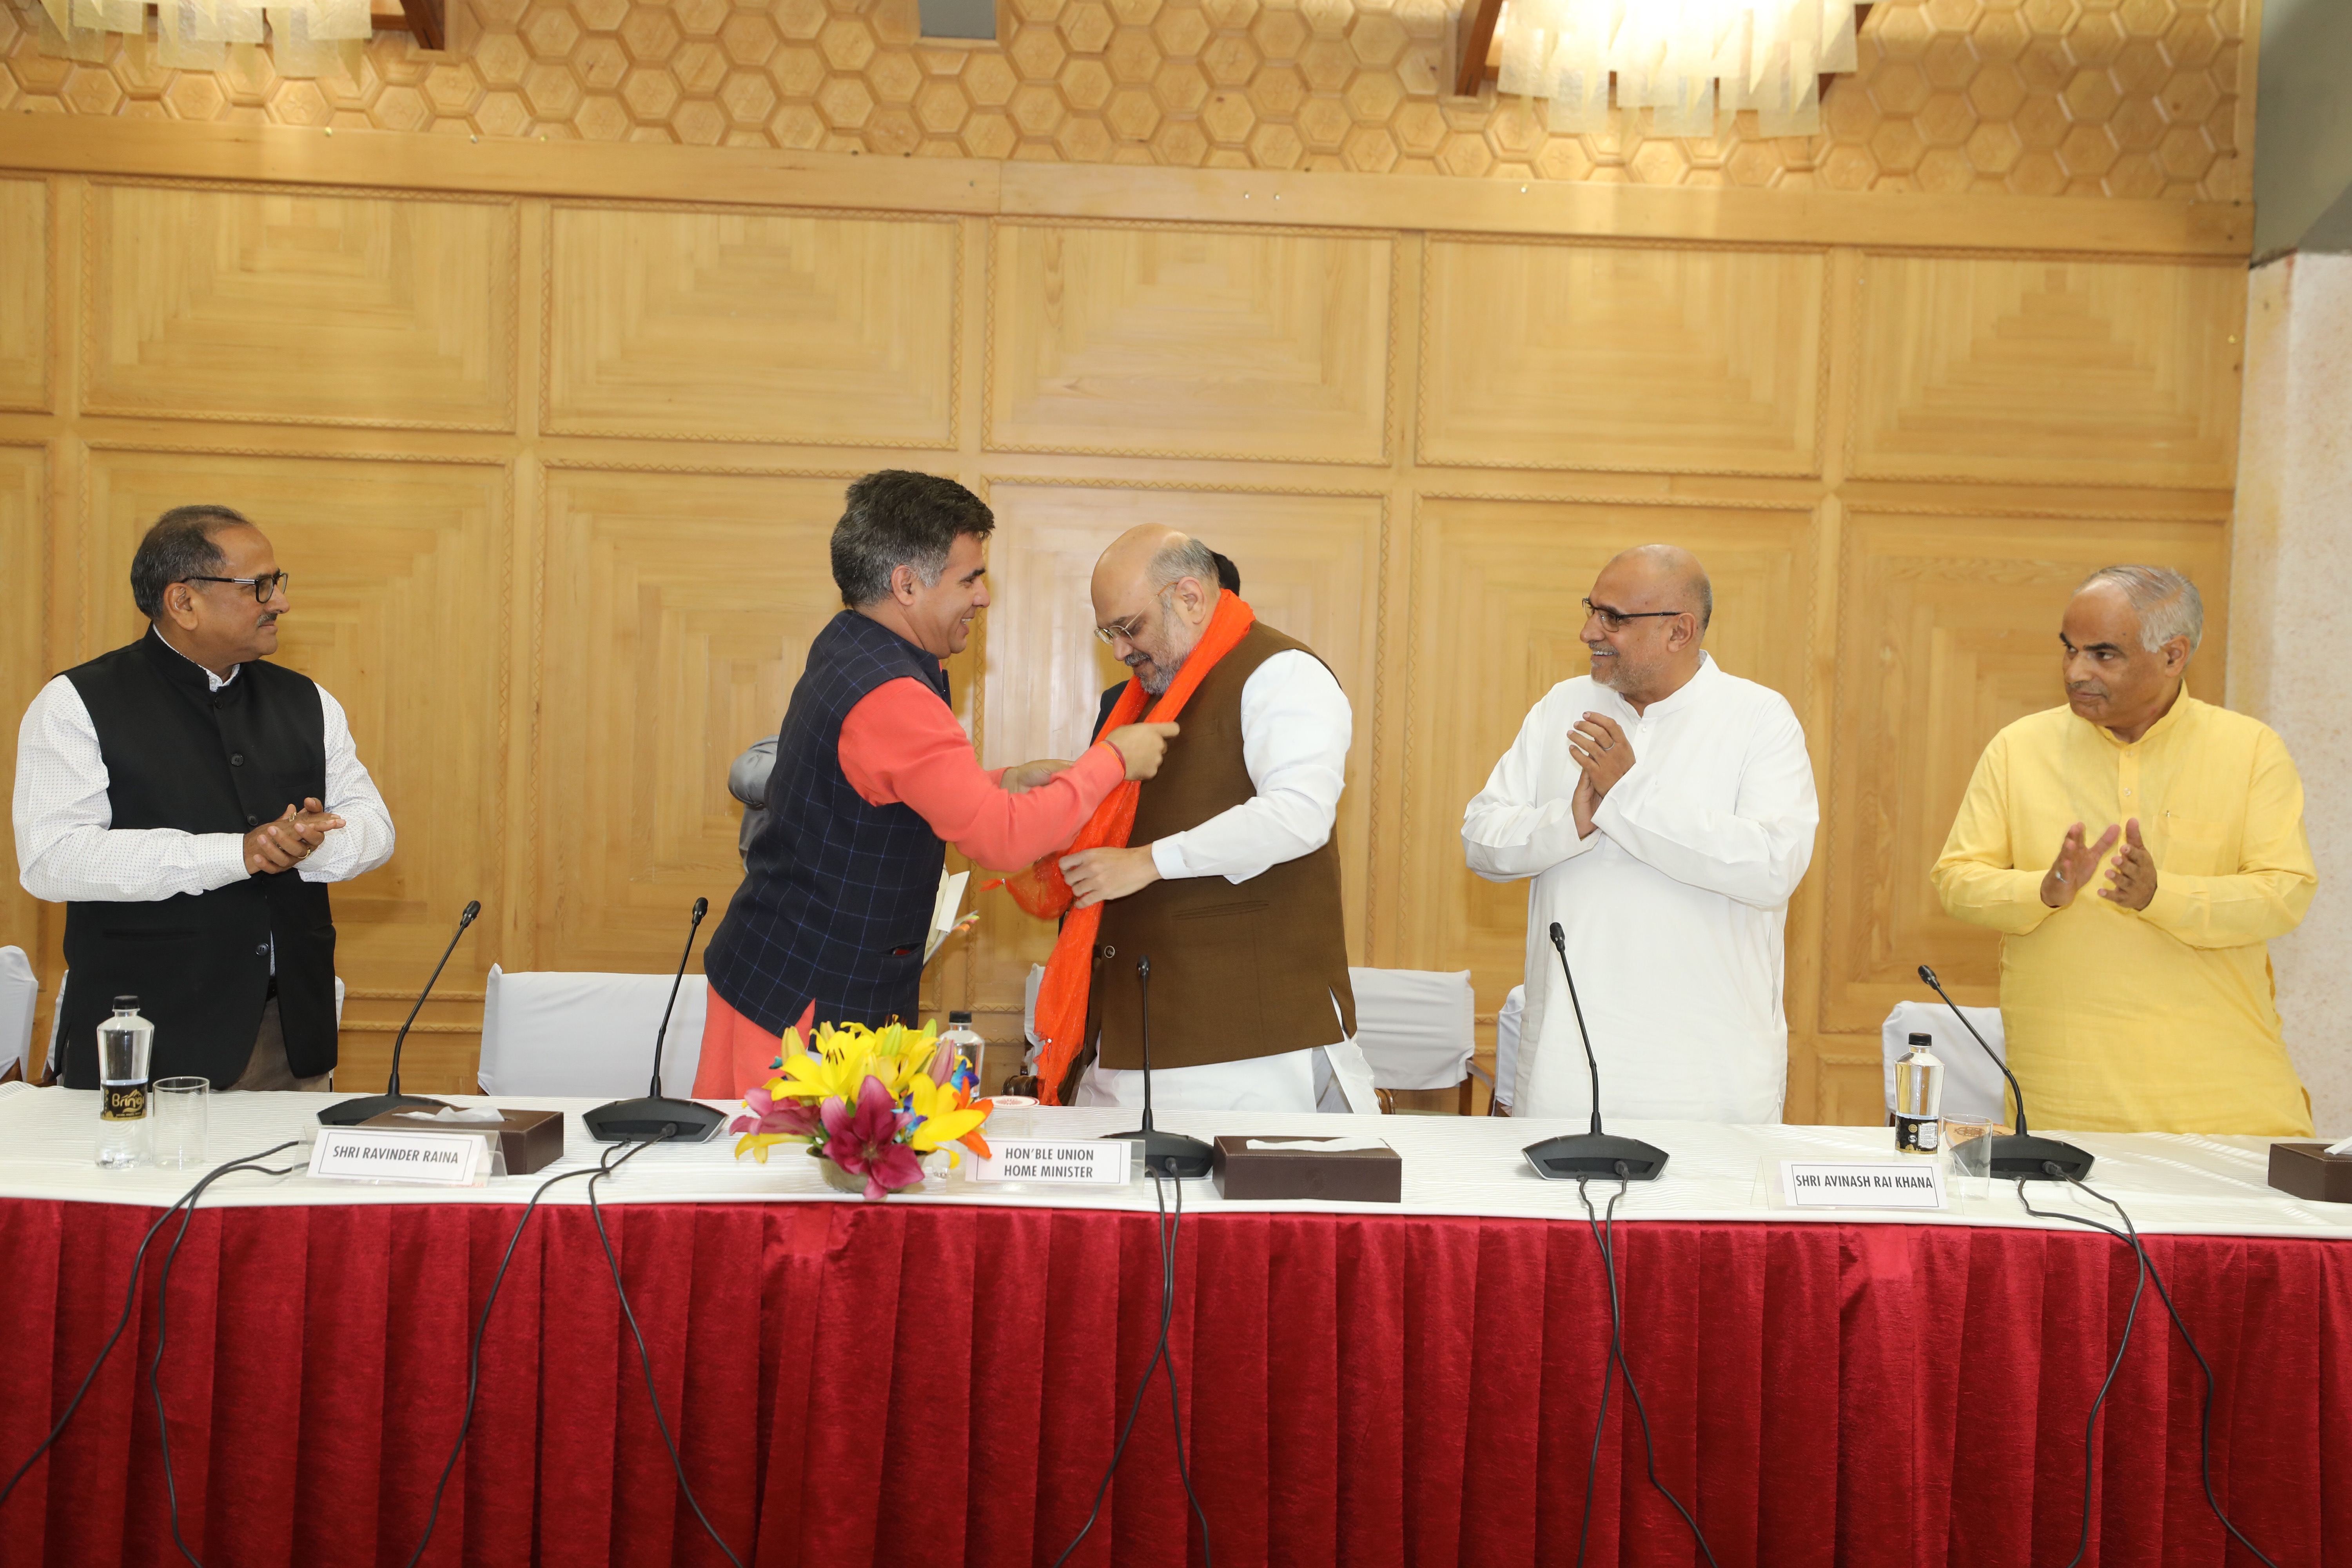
[
  {"left": 102, "top": 1084, "right": 147, "bottom": 1121},
  {"left": 1894, "top": 1113, "right": 1938, "bottom": 1152}
]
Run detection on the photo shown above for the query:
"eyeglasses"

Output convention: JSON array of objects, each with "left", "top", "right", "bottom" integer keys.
[
  {"left": 1093, "top": 585, "right": 1174, "bottom": 646},
  {"left": 182, "top": 572, "right": 290, "bottom": 604},
  {"left": 1582, "top": 597, "right": 1684, "bottom": 633}
]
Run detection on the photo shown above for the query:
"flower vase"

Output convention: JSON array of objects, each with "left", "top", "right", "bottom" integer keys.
[{"left": 813, "top": 1146, "right": 921, "bottom": 1198}]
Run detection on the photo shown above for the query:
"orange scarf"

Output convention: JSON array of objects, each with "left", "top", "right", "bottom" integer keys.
[{"left": 1013, "top": 590, "right": 1256, "bottom": 1103}]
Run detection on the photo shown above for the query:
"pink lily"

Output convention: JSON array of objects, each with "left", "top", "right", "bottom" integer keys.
[{"left": 820, "top": 1075, "right": 924, "bottom": 1200}]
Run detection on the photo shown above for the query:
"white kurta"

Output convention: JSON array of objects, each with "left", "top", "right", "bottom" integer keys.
[
  {"left": 1076, "top": 649, "right": 1380, "bottom": 1116},
  {"left": 1461, "top": 655, "right": 1817, "bottom": 1124}
]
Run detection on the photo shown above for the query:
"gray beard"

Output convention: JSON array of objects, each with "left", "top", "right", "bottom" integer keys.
[{"left": 1134, "top": 646, "right": 1189, "bottom": 697}]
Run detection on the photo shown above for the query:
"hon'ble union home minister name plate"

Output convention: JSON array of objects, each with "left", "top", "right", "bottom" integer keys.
[{"left": 969, "top": 1139, "right": 1129, "bottom": 1186}]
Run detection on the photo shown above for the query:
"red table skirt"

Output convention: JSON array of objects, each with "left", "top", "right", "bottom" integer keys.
[{"left": 0, "top": 1198, "right": 2346, "bottom": 1568}]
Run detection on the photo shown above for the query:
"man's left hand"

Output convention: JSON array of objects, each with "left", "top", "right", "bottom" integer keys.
[
  {"left": 1059, "top": 844, "right": 1161, "bottom": 909},
  {"left": 1000, "top": 759, "right": 1070, "bottom": 795},
  {"left": 1568, "top": 713, "right": 1635, "bottom": 797},
  {"left": 2098, "top": 817, "right": 2158, "bottom": 911}
]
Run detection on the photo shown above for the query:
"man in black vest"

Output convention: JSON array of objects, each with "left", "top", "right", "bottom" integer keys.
[
  {"left": 13, "top": 505, "right": 396, "bottom": 1089},
  {"left": 693, "top": 471, "right": 1175, "bottom": 1099}
]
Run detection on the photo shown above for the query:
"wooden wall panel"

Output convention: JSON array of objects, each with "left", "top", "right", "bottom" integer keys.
[
  {"left": 84, "top": 183, "right": 518, "bottom": 432},
  {"left": 544, "top": 206, "right": 960, "bottom": 448},
  {"left": 0, "top": 181, "right": 45, "bottom": 414},
  {"left": 1395, "top": 497, "right": 1819, "bottom": 1009},
  {"left": 0, "top": 446, "right": 45, "bottom": 969},
  {"left": 0, "top": 131, "right": 2253, "bottom": 1115},
  {"left": 1850, "top": 254, "right": 2245, "bottom": 488},
  {"left": 534, "top": 466, "right": 882, "bottom": 975},
  {"left": 987, "top": 223, "right": 1394, "bottom": 464},
  {"left": 970, "top": 481, "right": 1388, "bottom": 1011},
  {"left": 81, "top": 448, "right": 511, "bottom": 1087},
  {"left": 1820, "top": 511, "right": 2232, "bottom": 1039},
  {"left": 1420, "top": 240, "right": 1825, "bottom": 475}
]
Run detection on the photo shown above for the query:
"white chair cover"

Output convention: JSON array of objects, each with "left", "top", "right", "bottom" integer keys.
[
  {"left": 1492, "top": 984, "right": 1526, "bottom": 1108},
  {"left": 0, "top": 947, "right": 38, "bottom": 1082},
  {"left": 478, "top": 965, "right": 709, "bottom": 1099},
  {"left": 1346, "top": 968, "right": 1475, "bottom": 1092},
  {"left": 1881, "top": 999, "right": 2009, "bottom": 1123}
]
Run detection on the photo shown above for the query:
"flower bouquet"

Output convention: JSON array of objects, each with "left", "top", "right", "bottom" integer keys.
[{"left": 727, "top": 1020, "right": 994, "bottom": 1201}]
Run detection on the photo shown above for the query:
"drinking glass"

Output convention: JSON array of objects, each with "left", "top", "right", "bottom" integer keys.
[
  {"left": 151, "top": 1076, "right": 209, "bottom": 1171},
  {"left": 1942, "top": 1113, "right": 1996, "bottom": 1200},
  {"left": 987, "top": 1095, "right": 1036, "bottom": 1143}
]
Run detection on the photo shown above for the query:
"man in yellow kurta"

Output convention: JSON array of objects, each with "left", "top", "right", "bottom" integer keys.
[{"left": 1932, "top": 565, "right": 2317, "bottom": 1136}]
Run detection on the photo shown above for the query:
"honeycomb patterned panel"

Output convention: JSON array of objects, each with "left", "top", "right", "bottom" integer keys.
[{"left": 0, "top": 0, "right": 2250, "bottom": 200}]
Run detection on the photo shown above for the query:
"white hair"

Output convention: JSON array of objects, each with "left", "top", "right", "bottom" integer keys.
[
  {"left": 2078, "top": 564, "right": 2203, "bottom": 654},
  {"left": 1147, "top": 535, "right": 1219, "bottom": 594}
]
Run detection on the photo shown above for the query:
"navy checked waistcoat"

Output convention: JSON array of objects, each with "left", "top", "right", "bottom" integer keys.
[{"left": 702, "top": 611, "right": 949, "bottom": 1036}]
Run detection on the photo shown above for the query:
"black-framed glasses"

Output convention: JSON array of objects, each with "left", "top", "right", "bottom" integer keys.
[
  {"left": 1582, "top": 597, "right": 1684, "bottom": 633},
  {"left": 183, "top": 572, "right": 290, "bottom": 604}
]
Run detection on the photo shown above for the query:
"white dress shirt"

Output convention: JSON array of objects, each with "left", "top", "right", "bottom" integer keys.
[
  {"left": 15, "top": 630, "right": 396, "bottom": 904},
  {"left": 1080, "top": 648, "right": 1379, "bottom": 1115},
  {"left": 1462, "top": 654, "right": 1817, "bottom": 1124}
]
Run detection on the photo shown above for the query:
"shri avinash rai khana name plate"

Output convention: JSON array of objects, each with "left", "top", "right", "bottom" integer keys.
[
  {"left": 309, "top": 1127, "right": 488, "bottom": 1187},
  {"left": 1779, "top": 1160, "right": 1946, "bottom": 1211}
]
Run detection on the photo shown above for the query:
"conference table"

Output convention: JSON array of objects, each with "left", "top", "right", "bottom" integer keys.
[{"left": 0, "top": 1080, "right": 2345, "bottom": 1568}]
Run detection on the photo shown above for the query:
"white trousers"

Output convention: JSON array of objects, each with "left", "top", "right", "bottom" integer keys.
[{"left": 1076, "top": 1036, "right": 1382, "bottom": 1115}]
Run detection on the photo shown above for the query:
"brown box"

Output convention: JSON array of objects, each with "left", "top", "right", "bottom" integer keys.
[
  {"left": 1210, "top": 1135, "right": 1400, "bottom": 1203},
  {"left": 2267, "top": 1142, "right": 2352, "bottom": 1204},
  {"left": 361, "top": 1108, "right": 566, "bottom": 1176}
]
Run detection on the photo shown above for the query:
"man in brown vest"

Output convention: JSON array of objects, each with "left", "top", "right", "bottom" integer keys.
[{"left": 1049, "top": 528, "right": 1376, "bottom": 1114}]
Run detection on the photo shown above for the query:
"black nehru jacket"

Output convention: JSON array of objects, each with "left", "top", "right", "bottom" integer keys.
[{"left": 56, "top": 635, "right": 338, "bottom": 1089}]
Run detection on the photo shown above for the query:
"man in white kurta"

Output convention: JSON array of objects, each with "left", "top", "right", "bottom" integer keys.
[{"left": 1462, "top": 546, "right": 1817, "bottom": 1123}]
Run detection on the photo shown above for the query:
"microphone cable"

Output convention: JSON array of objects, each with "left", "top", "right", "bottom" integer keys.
[
  {"left": 2008, "top": 1176, "right": 2148, "bottom": 1568},
  {"left": 586, "top": 1127, "right": 748, "bottom": 1568},
  {"left": 1051, "top": 1157, "right": 1213, "bottom": 1568},
  {"left": 1575, "top": 1175, "right": 1719, "bottom": 1568},
  {"left": 397, "top": 1136, "right": 657, "bottom": 1568},
  {"left": 0, "top": 1140, "right": 302, "bottom": 1527},
  {"left": 2016, "top": 1172, "right": 2280, "bottom": 1568}
]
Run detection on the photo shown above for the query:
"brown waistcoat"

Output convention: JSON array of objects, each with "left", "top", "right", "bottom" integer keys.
[{"left": 1078, "top": 620, "right": 1356, "bottom": 1083}]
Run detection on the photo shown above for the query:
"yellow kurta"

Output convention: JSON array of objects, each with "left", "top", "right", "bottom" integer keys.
[{"left": 1931, "top": 695, "right": 2316, "bottom": 1136}]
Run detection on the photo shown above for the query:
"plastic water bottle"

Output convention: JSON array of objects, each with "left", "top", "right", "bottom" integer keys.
[
  {"left": 95, "top": 995, "right": 155, "bottom": 1170},
  {"left": 941, "top": 1011, "right": 985, "bottom": 1087},
  {"left": 1893, "top": 1031, "right": 1945, "bottom": 1154}
]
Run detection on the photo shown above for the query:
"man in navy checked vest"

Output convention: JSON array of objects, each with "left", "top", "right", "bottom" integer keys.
[{"left": 694, "top": 472, "right": 1175, "bottom": 1099}]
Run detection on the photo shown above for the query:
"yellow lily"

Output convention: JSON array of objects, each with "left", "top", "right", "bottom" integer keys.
[{"left": 904, "top": 1073, "right": 987, "bottom": 1160}]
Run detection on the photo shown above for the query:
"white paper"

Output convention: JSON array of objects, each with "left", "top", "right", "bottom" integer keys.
[
  {"left": 969, "top": 1138, "right": 1128, "bottom": 1186},
  {"left": 1244, "top": 1136, "right": 1392, "bottom": 1154},
  {"left": 391, "top": 1105, "right": 506, "bottom": 1123},
  {"left": 1779, "top": 1160, "right": 1945, "bottom": 1211},
  {"left": 924, "top": 869, "right": 971, "bottom": 962},
  {"left": 309, "top": 1128, "right": 486, "bottom": 1187}
]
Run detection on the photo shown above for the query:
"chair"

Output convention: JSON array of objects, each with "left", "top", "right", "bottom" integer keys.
[
  {"left": 40, "top": 970, "right": 345, "bottom": 1085},
  {"left": 1487, "top": 984, "right": 1525, "bottom": 1116},
  {"left": 1881, "top": 999, "right": 2010, "bottom": 1124},
  {"left": 477, "top": 965, "right": 707, "bottom": 1098},
  {"left": 0, "top": 947, "right": 37, "bottom": 1085},
  {"left": 1346, "top": 968, "right": 1476, "bottom": 1114}
]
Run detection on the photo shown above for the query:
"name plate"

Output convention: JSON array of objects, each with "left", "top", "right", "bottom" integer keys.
[
  {"left": 970, "top": 1139, "right": 1129, "bottom": 1186},
  {"left": 310, "top": 1128, "right": 487, "bottom": 1187},
  {"left": 1780, "top": 1160, "right": 1945, "bottom": 1211}
]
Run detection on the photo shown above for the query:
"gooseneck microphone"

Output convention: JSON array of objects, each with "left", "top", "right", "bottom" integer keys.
[
  {"left": 1916, "top": 963, "right": 2092, "bottom": 1181},
  {"left": 586, "top": 898, "right": 728, "bottom": 1143},
  {"left": 319, "top": 899, "right": 480, "bottom": 1127},
  {"left": 1109, "top": 956, "right": 1213, "bottom": 1178},
  {"left": 1522, "top": 922, "right": 1668, "bottom": 1181}
]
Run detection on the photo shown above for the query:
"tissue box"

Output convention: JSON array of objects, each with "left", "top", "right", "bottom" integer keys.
[
  {"left": 362, "top": 1108, "right": 565, "bottom": 1176},
  {"left": 1210, "top": 1135, "right": 1400, "bottom": 1203},
  {"left": 2267, "top": 1142, "right": 2352, "bottom": 1204}
]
